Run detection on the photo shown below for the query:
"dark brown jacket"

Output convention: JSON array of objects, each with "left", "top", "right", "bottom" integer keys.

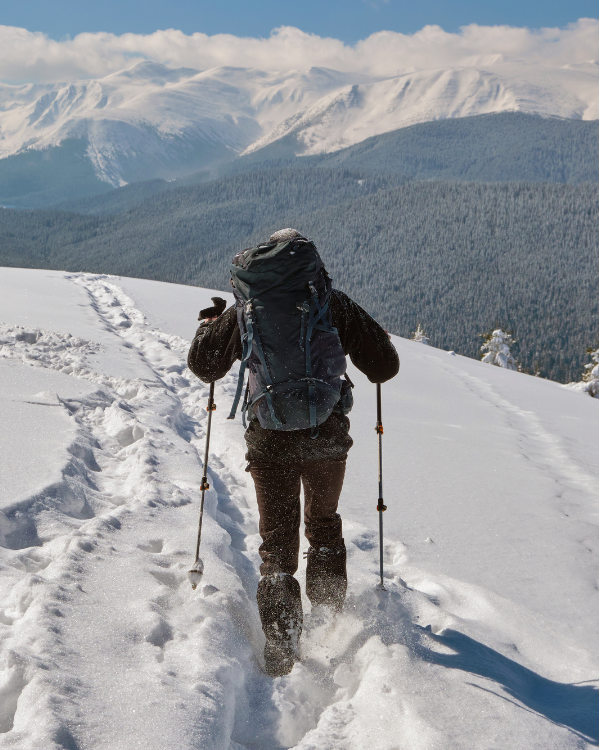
[{"left": 188, "top": 289, "right": 399, "bottom": 463}]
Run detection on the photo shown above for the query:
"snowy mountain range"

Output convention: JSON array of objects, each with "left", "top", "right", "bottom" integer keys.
[
  {"left": 0, "top": 58, "right": 597, "bottom": 187},
  {"left": 0, "top": 268, "right": 597, "bottom": 748}
]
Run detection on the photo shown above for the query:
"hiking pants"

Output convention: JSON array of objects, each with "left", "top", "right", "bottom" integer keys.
[{"left": 248, "top": 458, "right": 346, "bottom": 577}]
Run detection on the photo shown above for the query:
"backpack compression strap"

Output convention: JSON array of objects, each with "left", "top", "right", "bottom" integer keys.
[
  {"left": 227, "top": 313, "right": 252, "bottom": 421},
  {"left": 228, "top": 301, "right": 284, "bottom": 429},
  {"left": 305, "top": 283, "right": 339, "bottom": 438}
]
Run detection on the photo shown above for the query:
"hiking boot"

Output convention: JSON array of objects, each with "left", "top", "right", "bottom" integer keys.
[
  {"left": 256, "top": 573, "right": 303, "bottom": 677},
  {"left": 305, "top": 541, "right": 347, "bottom": 613},
  {"left": 263, "top": 639, "right": 296, "bottom": 678}
]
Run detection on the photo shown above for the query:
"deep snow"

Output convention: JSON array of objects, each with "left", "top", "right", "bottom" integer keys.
[{"left": 0, "top": 268, "right": 597, "bottom": 749}]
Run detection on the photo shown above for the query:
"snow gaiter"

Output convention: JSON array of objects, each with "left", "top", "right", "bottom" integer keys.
[
  {"left": 305, "top": 542, "right": 347, "bottom": 612},
  {"left": 257, "top": 573, "right": 303, "bottom": 677}
]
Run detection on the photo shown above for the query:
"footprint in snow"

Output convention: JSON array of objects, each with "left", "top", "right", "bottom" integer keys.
[{"left": 137, "top": 539, "right": 164, "bottom": 554}]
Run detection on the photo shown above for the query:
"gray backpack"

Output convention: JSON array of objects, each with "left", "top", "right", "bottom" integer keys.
[{"left": 227, "top": 237, "right": 348, "bottom": 435}]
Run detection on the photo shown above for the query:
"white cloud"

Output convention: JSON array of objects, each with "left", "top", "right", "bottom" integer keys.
[{"left": 0, "top": 19, "right": 597, "bottom": 84}]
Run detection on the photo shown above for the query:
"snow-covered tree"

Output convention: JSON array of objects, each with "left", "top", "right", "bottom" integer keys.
[
  {"left": 565, "top": 347, "right": 598, "bottom": 397},
  {"left": 412, "top": 323, "right": 429, "bottom": 345},
  {"left": 480, "top": 328, "right": 518, "bottom": 370},
  {"left": 582, "top": 348, "right": 599, "bottom": 397}
]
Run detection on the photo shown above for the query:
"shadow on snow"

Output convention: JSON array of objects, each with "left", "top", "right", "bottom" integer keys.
[{"left": 417, "top": 627, "right": 599, "bottom": 744}]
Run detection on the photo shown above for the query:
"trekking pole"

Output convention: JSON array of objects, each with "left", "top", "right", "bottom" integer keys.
[
  {"left": 375, "top": 383, "right": 387, "bottom": 591},
  {"left": 188, "top": 381, "right": 216, "bottom": 590}
]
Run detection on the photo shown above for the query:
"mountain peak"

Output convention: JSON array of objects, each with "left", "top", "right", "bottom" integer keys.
[
  {"left": 110, "top": 60, "right": 200, "bottom": 84},
  {"left": 0, "top": 58, "right": 596, "bottom": 185}
]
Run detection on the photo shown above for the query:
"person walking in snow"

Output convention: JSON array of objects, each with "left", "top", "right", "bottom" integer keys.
[{"left": 187, "top": 228, "right": 399, "bottom": 676}]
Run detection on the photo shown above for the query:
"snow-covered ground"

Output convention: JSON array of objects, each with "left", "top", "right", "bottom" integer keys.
[
  {"left": 0, "top": 59, "right": 597, "bottom": 185},
  {"left": 0, "top": 267, "right": 597, "bottom": 749}
]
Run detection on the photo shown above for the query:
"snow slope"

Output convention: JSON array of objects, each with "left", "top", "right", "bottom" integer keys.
[
  {"left": 242, "top": 61, "right": 599, "bottom": 156},
  {"left": 0, "top": 268, "right": 597, "bottom": 749},
  {"left": 0, "top": 58, "right": 597, "bottom": 185}
]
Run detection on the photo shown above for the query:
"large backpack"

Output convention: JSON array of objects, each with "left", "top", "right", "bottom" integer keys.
[{"left": 227, "top": 237, "right": 347, "bottom": 435}]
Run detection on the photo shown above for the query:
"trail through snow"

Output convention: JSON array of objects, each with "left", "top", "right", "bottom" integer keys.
[{"left": 0, "top": 270, "right": 597, "bottom": 749}]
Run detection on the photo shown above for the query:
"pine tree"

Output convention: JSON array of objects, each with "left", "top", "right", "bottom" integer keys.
[
  {"left": 412, "top": 323, "right": 429, "bottom": 345},
  {"left": 565, "top": 347, "right": 598, "bottom": 397},
  {"left": 480, "top": 328, "right": 518, "bottom": 371}
]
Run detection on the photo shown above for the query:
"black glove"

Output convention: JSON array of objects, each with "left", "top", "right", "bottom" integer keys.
[{"left": 198, "top": 297, "right": 227, "bottom": 320}]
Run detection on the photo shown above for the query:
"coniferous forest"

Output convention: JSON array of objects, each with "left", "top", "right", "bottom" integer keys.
[{"left": 0, "top": 115, "right": 597, "bottom": 384}]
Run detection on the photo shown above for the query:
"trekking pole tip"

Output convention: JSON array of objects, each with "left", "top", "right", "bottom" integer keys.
[{"left": 188, "top": 558, "right": 204, "bottom": 590}]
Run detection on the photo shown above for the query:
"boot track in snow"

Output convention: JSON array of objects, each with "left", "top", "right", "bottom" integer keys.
[{"left": 0, "top": 272, "right": 596, "bottom": 750}]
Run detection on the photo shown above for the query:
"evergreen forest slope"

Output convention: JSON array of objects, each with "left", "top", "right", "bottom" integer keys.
[
  {"left": 1, "top": 113, "right": 597, "bottom": 210},
  {"left": 238, "top": 113, "right": 599, "bottom": 184},
  {"left": 1, "top": 170, "right": 597, "bottom": 383}
]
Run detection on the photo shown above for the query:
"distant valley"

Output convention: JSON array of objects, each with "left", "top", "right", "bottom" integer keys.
[
  {"left": 0, "top": 62, "right": 597, "bottom": 388},
  {"left": 0, "top": 116, "right": 597, "bottom": 384}
]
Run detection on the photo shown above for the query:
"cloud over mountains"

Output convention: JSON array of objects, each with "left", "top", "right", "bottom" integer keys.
[{"left": 0, "top": 19, "right": 597, "bottom": 84}]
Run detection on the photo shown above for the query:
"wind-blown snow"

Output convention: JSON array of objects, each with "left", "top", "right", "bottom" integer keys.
[
  {"left": 0, "top": 58, "right": 597, "bottom": 185},
  {"left": 0, "top": 268, "right": 597, "bottom": 749}
]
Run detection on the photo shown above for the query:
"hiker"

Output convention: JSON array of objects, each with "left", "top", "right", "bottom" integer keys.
[{"left": 187, "top": 228, "right": 399, "bottom": 676}]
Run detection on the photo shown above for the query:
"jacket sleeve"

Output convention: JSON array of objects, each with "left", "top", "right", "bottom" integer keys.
[
  {"left": 187, "top": 305, "right": 242, "bottom": 383},
  {"left": 331, "top": 290, "right": 399, "bottom": 383}
]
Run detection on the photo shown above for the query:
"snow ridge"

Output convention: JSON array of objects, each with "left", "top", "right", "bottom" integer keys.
[{"left": 0, "top": 59, "right": 597, "bottom": 185}]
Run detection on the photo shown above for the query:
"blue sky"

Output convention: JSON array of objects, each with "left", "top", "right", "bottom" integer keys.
[{"left": 4, "top": 0, "right": 598, "bottom": 42}]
